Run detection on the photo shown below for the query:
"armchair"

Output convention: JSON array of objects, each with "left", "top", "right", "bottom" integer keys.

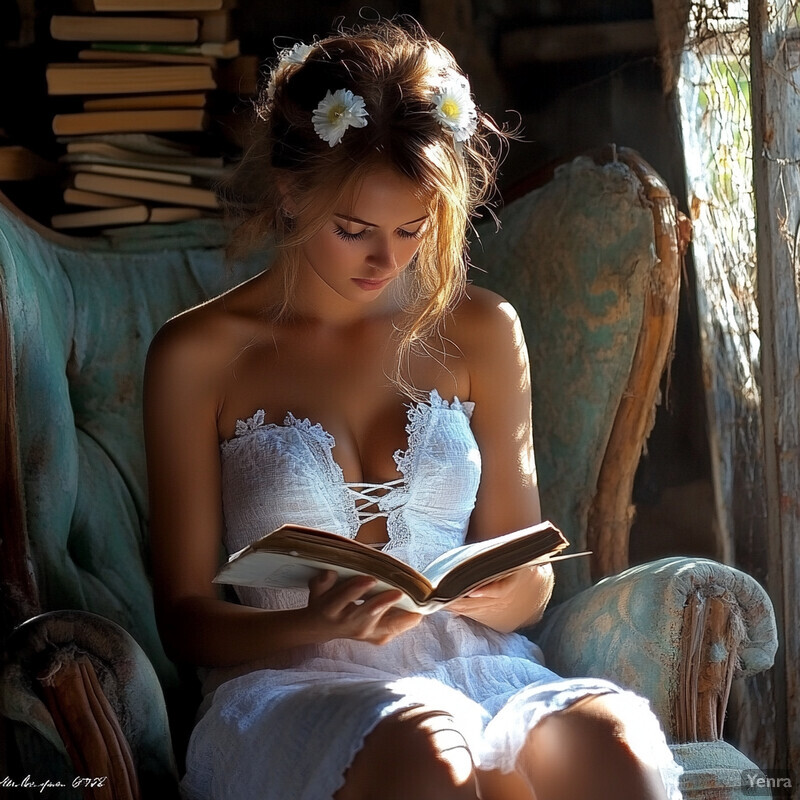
[{"left": 0, "top": 149, "right": 777, "bottom": 799}]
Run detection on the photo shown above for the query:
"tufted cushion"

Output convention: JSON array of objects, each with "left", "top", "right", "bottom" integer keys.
[{"left": 1, "top": 204, "right": 263, "bottom": 693}]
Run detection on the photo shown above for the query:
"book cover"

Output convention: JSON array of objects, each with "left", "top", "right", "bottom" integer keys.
[
  {"left": 68, "top": 162, "right": 197, "bottom": 185},
  {"left": 58, "top": 132, "right": 212, "bottom": 156},
  {"left": 78, "top": 48, "right": 217, "bottom": 66},
  {"left": 214, "top": 521, "right": 584, "bottom": 614},
  {"left": 61, "top": 141, "right": 227, "bottom": 179},
  {"left": 89, "top": 40, "right": 240, "bottom": 59},
  {"left": 63, "top": 186, "right": 139, "bottom": 207},
  {"left": 52, "top": 203, "right": 205, "bottom": 229},
  {"left": 51, "top": 203, "right": 150, "bottom": 229}
]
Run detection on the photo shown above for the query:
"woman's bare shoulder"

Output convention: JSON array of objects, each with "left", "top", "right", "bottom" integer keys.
[
  {"left": 145, "top": 272, "right": 271, "bottom": 385},
  {"left": 449, "top": 284, "right": 525, "bottom": 354}
]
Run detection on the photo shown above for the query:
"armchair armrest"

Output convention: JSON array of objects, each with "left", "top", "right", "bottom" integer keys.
[
  {"left": 530, "top": 557, "right": 777, "bottom": 742},
  {"left": 0, "top": 610, "right": 179, "bottom": 798}
]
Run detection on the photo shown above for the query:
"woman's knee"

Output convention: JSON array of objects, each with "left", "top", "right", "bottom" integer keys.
[
  {"left": 533, "top": 692, "right": 662, "bottom": 757},
  {"left": 521, "top": 693, "right": 670, "bottom": 799},
  {"left": 335, "top": 706, "right": 479, "bottom": 800}
]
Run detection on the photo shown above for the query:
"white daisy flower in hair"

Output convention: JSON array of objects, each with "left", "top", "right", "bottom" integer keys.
[
  {"left": 281, "top": 42, "right": 312, "bottom": 65},
  {"left": 431, "top": 77, "right": 478, "bottom": 143},
  {"left": 267, "top": 42, "right": 313, "bottom": 101},
  {"left": 312, "top": 88, "right": 369, "bottom": 147}
]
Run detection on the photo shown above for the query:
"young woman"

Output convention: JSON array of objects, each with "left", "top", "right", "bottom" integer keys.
[{"left": 143, "top": 17, "right": 683, "bottom": 800}]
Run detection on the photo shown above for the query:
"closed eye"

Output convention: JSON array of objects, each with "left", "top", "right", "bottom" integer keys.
[
  {"left": 334, "top": 225, "right": 426, "bottom": 242},
  {"left": 334, "top": 225, "right": 366, "bottom": 242}
]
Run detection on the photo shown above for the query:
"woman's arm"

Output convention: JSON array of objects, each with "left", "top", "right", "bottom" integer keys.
[
  {"left": 144, "top": 310, "right": 419, "bottom": 668},
  {"left": 445, "top": 287, "right": 554, "bottom": 632}
]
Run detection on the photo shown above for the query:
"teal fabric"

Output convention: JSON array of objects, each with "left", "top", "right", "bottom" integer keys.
[
  {"left": 0, "top": 205, "right": 263, "bottom": 694},
  {"left": 472, "top": 157, "right": 655, "bottom": 602},
  {"left": 531, "top": 556, "right": 777, "bottom": 735},
  {"left": 2, "top": 156, "right": 656, "bottom": 691},
  {"left": 671, "top": 741, "right": 762, "bottom": 799}
]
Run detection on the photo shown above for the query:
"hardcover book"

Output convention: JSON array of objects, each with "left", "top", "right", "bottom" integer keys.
[{"left": 214, "top": 521, "right": 587, "bottom": 614}]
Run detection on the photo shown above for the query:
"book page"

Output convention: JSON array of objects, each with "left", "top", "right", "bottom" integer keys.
[
  {"left": 419, "top": 523, "right": 565, "bottom": 587},
  {"left": 213, "top": 551, "right": 441, "bottom": 614}
]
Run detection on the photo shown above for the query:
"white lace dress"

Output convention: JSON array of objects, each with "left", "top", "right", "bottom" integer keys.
[{"left": 179, "top": 390, "right": 683, "bottom": 800}]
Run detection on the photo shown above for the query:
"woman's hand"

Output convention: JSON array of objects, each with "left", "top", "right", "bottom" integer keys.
[
  {"left": 305, "top": 570, "right": 423, "bottom": 645},
  {"left": 445, "top": 563, "right": 555, "bottom": 633}
]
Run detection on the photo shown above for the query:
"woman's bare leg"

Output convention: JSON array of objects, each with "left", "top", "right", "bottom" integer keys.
[
  {"left": 335, "top": 693, "right": 671, "bottom": 800},
  {"left": 519, "top": 693, "right": 669, "bottom": 800},
  {"left": 477, "top": 693, "right": 670, "bottom": 800},
  {"left": 334, "top": 706, "right": 480, "bottom": 800}
]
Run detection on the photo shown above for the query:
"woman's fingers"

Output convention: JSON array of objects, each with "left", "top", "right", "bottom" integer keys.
[
  {"left": 308, "top": 569, "right": 339, "bottom": 598},
  {"left": 306, "top": 572, "right": 421, "bottom": 642}
]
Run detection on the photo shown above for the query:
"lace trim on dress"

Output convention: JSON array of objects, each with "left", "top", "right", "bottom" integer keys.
[
  {"left": 222, "top": 409, "right": 336, "bottom": 451},
  {"left": 283, "top": 413, "right": 362, "bottom": 537},
  {"left": 386, "top": 389, "right": 474, "bottom": 552},
  {"left": 391, "top": 388, "right": 473, "bottom": 483},
  {"left": 221, "top": 409, "right": 360, "bottom": 536}
]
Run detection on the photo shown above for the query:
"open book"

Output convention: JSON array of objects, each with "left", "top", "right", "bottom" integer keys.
[{"left": 213, "top": 521, "right": 589, "bottom": 614}]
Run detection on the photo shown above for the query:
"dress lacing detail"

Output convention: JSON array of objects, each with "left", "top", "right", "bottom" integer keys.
[
  {"left": 222, "top": 389, "right": 474, "bottom": 548},
  {"left": 342, "top": 479, "right": 404, "bottom": 530}
]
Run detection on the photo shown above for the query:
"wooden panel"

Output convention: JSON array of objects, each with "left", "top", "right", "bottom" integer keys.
[{"left": 749, "top": 0, "right": 800, "bottom": 782}]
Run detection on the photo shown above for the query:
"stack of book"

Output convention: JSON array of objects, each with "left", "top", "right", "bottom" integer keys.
[{"left": 44, "top": 0, "right": 259, "bottom": 231}]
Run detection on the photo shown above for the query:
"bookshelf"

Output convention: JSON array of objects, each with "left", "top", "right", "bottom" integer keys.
[{"left": 0, "top": 0, "right": 258, "bottom": 234}]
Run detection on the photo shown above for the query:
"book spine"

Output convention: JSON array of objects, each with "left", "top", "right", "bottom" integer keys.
[
  {"left": 88, "top": 40, "right": 239, "bottom": 58},
  {"left": 83, "top": 93, "right": 208, "bottom": 111},
  {"left": 73, "top": 172, "right": 220, "bottom": 208},
  {"left": 69, "top": 163, "right": 194, "bottom": 185},
  {"left": 46, "top": 65, "right": 216, "bottom": 95},
  {"left": 92, "top": 0, "right": 223, "bottom": 10},
  {"left": 50, "top": 16, "right": 200, "bottom": 44},
  {"left": 63, "top": 187, "right": 136, "bottom": 208},
  {"left": 51, "top": 205, "right": 150, "bottom": 229},
  {"left": 52, "top": 109, "right": 209, "bottom": 136}
]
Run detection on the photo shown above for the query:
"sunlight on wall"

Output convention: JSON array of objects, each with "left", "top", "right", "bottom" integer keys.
[{"left": 676, "top": 3, "right": 761, "bottom": 560}]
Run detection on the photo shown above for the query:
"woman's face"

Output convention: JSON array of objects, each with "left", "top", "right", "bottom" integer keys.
[{"left": 296, "top": 167, "right": 429, "bottom": 308}]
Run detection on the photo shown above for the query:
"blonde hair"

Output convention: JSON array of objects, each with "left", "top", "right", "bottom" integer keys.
[{"left": 222, "top": 16, "right": 513, "bottom": 397}]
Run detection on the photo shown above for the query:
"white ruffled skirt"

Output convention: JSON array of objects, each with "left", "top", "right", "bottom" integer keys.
[{"left": 180, "top": 613, "right": 683, "bottom": 800}]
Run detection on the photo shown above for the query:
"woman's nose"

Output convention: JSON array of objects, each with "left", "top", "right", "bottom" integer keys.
[{"left": 366, "top": 235, "right": 396, "bottom": 271}]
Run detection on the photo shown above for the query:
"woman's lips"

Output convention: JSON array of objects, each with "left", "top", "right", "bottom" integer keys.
[{"left": 352, "top": 276, "right": 391, "bottom": 291}]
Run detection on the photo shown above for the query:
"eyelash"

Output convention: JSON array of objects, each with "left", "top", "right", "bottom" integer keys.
[{"left": 334, "top": 225, "right": 423, "bottom": 242}]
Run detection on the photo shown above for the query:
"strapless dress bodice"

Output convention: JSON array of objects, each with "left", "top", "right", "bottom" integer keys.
[{"left": 219, "top": 388, "right": 481, "bottom": 610}]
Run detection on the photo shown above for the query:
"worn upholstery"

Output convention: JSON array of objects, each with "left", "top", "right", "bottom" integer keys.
[
  {"left": 0, "top": 206, "right": 256, "bottom": 691},
  {"left": 472, "top": 156, "right": 654, "bottom": 601},
  {"left": 0, "top": 156, "right": 777, "bottom": 799}
]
